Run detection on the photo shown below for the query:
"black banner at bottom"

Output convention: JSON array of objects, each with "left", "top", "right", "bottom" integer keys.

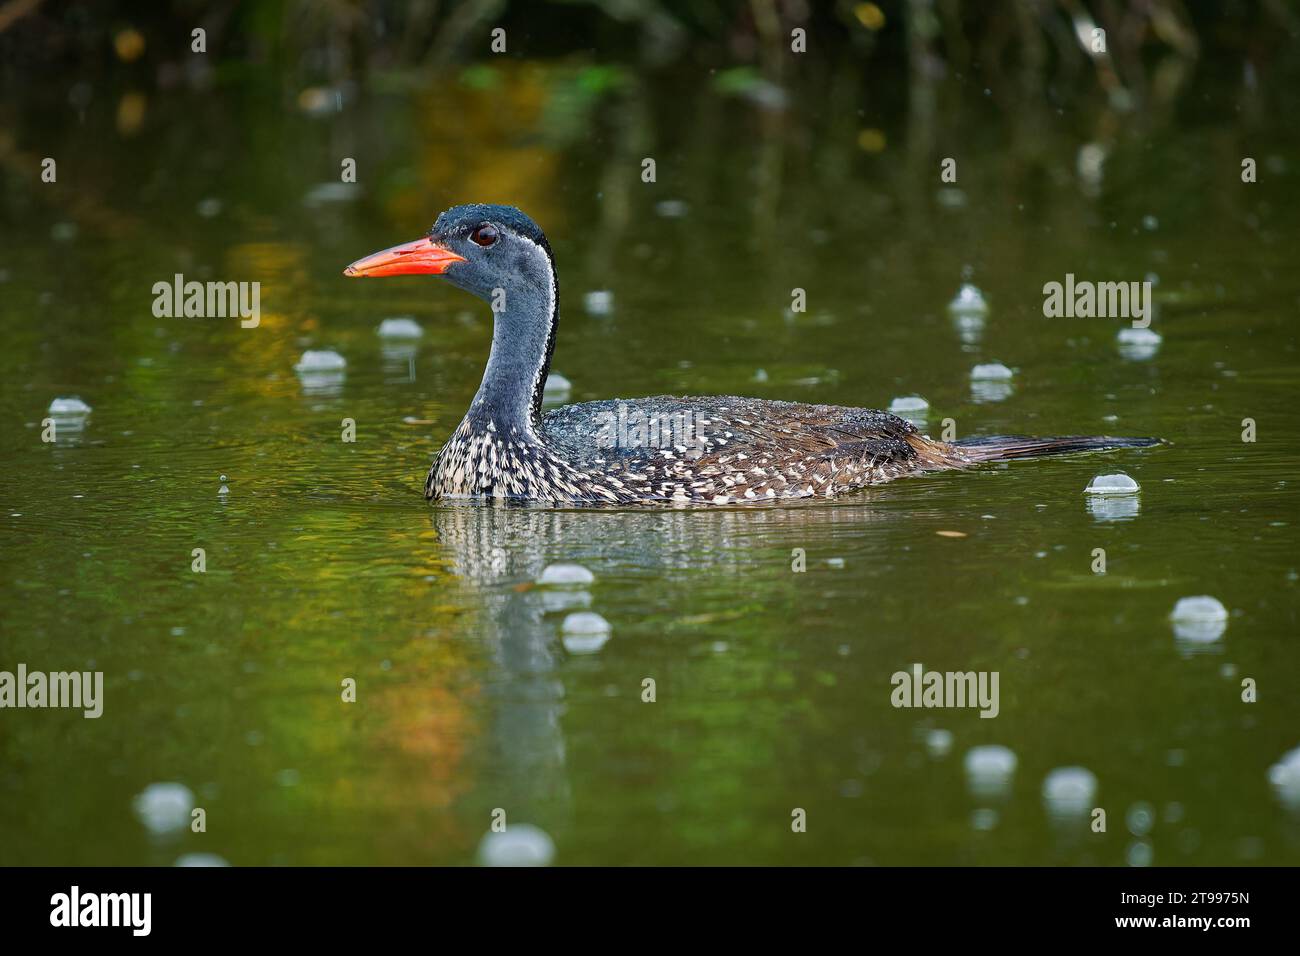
[{"left": 0, "top": 865, "right": 1280, "bottom": 941}]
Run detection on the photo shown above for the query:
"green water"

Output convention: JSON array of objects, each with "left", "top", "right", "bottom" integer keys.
[{"left": 2, "top": 64, "right": 1299, "bottom": 866}]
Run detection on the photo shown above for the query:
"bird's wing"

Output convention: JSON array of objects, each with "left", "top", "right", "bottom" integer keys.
[{"left": 542, "top": 395, "right": 943, "bottom": 500}]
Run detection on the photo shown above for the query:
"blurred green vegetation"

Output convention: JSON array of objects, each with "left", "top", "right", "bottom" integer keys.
[{"left": 2, "top": 0, "right": 1298, "bottom": 103}]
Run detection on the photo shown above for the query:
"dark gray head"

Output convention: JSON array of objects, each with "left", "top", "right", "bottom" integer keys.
[
  {"left": 345, "top": 204, "right": 560, "bottom": 430},
  {"left": 427, "top": 204, "right": 557, "bottom": 308},
  {"left": 345, "top": 203, "right": 554, "bottom": 296}
]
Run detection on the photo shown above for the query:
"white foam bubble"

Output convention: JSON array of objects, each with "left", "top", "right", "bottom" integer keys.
[
  {"left": 583, "top": 291, "right": 614, "bottom": 316},
  {"left": 376, "top": 317, "right": 422, "bottom": 338},
  {"left": 302, "top": 182, "right": 361, "bottom": 206},
  {"left": 970, "top": 807, "right": 999, "bottom": 831},
  {"left": 295, "top": 349, "right": 347, "bottom": 372},
  {"left": 543, "top": 373, "right": 572, "bottom": 398},
  {"left": 1268, "top": 746, "right": 1300, "bottom": 811},
  {"left": 1084, "top": 473, "right": 1140, "bottom": 496},
  {"left": 1126, "top": 801, "right": 1156, "bottom": 836},
  {"left": 1042, "top": 766, "right": 1097, "bottom": 819},
  {"left": 970, "top": 363, "right": 1014, "bottom": 381},
  {"left": 48, "top": 396, "right": 92, "bottom": 416},
  {"left": 1117, "top": 327, "right": 1162, "bottom": 360},
  {"left": 889, "top": 395, "right": 930, "bottom": 413},
  {"left": 562, "top": 612, "right": 611, "bottom": 654},
  {"left": 132, "top": 782, "right": 194, "bottom": 837},
  {"left": 476, "top": 824, "right": 556, "bottom": 867},
  {"left": 926, "top": 729, "right": 954, "bottom": 758},
  {"left": 538, "top": 563, "right": 594, "bottom": 587},
  {"left": 1170, "top": 595, "right": 1228, "bottom": 645},
  {"left": 947, "top": 283, "right": 988, "bottom": 315},
  {"left": 964, "top": 745, "right": 1017, "bottom": 800},
  {"left": 1126, "top": 840, "right": 1154, "bottom": 867},
  {"left": 1171, "top": 595, "right": 1228, "bottom": 622}
]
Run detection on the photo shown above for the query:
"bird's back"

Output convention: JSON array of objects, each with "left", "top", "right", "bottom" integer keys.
[{"left": 540, "top": 395, "right": 951, "bottom": 503}]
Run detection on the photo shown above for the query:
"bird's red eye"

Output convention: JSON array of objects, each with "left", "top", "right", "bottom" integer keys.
[{"left": 471, "top": 224, "right": 499, "bottom": 247}]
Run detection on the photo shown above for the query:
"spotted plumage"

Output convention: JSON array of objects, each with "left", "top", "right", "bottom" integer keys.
[
  {"left": 428, "top": 396, "right": 971, "bottom": 504},
  {"left": 344, "top": 204, "right": 1160, "bottom": 506}
]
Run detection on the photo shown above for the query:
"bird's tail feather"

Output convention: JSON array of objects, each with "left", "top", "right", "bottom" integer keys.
[{"left": 953, "top": 434, "right": 1162, "bottom": 463}]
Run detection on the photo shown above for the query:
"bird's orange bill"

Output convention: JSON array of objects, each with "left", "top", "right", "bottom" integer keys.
[{"left": 344, "top": 237, "right": 466, "bottom": 277}]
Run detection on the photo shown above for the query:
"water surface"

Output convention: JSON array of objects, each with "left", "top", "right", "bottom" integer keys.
[{"left": 2, "top": 61, "right": 1299, "bottom": 865}]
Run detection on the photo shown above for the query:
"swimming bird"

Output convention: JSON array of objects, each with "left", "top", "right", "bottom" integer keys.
[{"left": 345, "top": 204, "right": 1158, "bottom": 505}]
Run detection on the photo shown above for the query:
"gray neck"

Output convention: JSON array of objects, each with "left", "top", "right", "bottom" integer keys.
[{"left": 467, "top": 271, "right": 558, "bottom": 437}]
